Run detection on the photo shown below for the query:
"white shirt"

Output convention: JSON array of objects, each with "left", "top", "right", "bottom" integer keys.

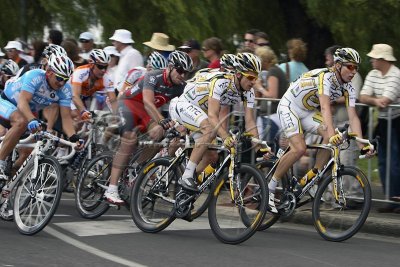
[{"left": 114, "top": 45, "right": 143, "bottom": 91}]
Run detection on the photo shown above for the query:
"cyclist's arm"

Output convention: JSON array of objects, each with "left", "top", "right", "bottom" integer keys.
[
  {"left": 106, "top": 91, "right": 118, "bottom": 114},
  {"left": 143, "top": 88, "right": 163, "bottom": 122},
  {"left": 117, "top": 83, "right": 130, "bottom": 99},
  {"left": 43, "top": 103, "right": 59, "bottom": 132},
  {"left": 319, "top": 94, "right": 335, "bottom": 137},
  {"left": 72, "top": 83, "right": 86, "bottom": 114},
  {"left": 244, "top": 106, "right": 261, "bottom": 149},
  {"left": 218, "top": 105, "right": 230, "bottom": 132},
  {"left": 347, "top": 106, "right": 365, "bottom": 149},
  {"left": 17, "top": 91, "right": 36, "bottom": 121},
  {"left": 60, "top": 106, "right": 77, "bottom": 138},
  {"left": 208, "top": 97, "right": 228, "bottom": 140}
]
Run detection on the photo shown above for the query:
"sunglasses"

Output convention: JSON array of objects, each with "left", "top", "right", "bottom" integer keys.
[
  {"left": 343, "top": 64, "right": 359, "bottom": 71},
  {"left": 244, "top": 39, "right": 254, "bottom": 43},
  {"left": 54, "top": 73, "right": 69, "bottom": 82},
  {"left": 241, "top": 72, "right": 258, "bottom": 81},
  {"left": 79, "top": 39, "right": 91, "bottom": 43},
  {"left": 175, "top": 66, "right": 187, "bottom": 75},
  {"left": 96, "top": 64, "right": 108, "bottom": 70}
]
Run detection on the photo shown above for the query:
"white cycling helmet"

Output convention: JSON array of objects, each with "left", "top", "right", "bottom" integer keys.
[
  {"left": 236, "top": 52, "right": 262, "bottom": 74},
  {"left": 220, "top": 54, "right": 239, "bottom": 69},
  {"left": 89, "top": 49, "right": 111, "bottom": 64},
  {"left": 168, "top": 51, "right": 193, "bottom": 72},
  {"left": 47, "top": 54, "right": 74, "bottom": 77},
  {"left": 42, "top": 44, "right": 67, "bottom": 59},
  {"left": 148, "top": 51, "right": 168, "bottom": 69},
  {"left": 1, "top": 59, "right": 20, "bottom": 76},
  {"left": 333, "top": 48, "right": 361, "bottom": 64}
]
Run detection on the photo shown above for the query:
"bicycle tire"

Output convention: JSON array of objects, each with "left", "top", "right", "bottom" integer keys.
[
  {"left": 208, "top": 163, "right": 267, "bottom": 244},
  {"left": 75, "top": 152, "right": 113, "bottom": 219},
  {"left": 312, "top": 166, "right": 371, "bottom": 242},
  {"left": 130, "top": 156, "right": 180, "bottom": 233},
  {"left": 13, "top": 155, "right": 63, "bottom": 235}
]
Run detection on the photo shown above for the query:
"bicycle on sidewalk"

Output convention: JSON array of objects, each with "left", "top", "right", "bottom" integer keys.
[
  {"left": 0, "top": 131, "right": 77, "bottom": 235},
  {"left": 255, "top": 124, "right": 378, "bottom": 242},
  {"left": 130, "top": 128, "right": 268, "bottom": 245}
]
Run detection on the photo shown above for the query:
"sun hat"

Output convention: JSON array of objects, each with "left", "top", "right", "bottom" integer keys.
[
  {"left": 367, "top": 44, "right": 396, "bottom": 62},
  {"left": 143, "top": 32, "right": 175, "bottom": 51},
  {"left": 109, "top": 29, "right": 134, "bottom": 44},
  {"left": 103, "top": 46, "right": 121, "bottom": 57},
  {"left": 0, "top": 48, "right": 4, "bottom": 57},
  {"left": 4, "top": 41, "right": 23, "bottom": 51},
  {"left": 79, "top": 32, "right": 94, "bottom": 41}
]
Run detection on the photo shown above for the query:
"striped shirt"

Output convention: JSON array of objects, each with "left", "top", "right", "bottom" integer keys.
[{"left": 360, "top": 64, "right": 400, "bottom": 119}]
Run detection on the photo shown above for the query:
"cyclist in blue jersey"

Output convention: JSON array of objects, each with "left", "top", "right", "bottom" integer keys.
[{"left": 0, "top": 54, "right": 82, "bottom": 182}]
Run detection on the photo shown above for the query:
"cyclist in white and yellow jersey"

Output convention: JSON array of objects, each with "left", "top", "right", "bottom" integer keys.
[
  {"left": 170, "top": 53, "right": 269, "bottom": 192},
  {"left": 268, "top": 48, "right": 375, "bottom": 213}
]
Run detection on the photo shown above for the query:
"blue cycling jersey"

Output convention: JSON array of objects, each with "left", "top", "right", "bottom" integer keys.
[{"left": 3, "top": 69, "right": 72, "bottom": 111}]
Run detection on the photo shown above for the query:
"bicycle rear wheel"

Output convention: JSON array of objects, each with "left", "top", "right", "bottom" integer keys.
[
  {"left": 208, "top": 163, "right": 267, "bottom": 244},
  {"left": 75, "top": 153, "right": 112, "bottom": 219},
  {"left": 130, "top": 157, "right": 180, "bottom": 233},
  {"left": 312, "top": 166, "right": 371, "bottom": 242},
  {"left": 13, "top": 156, "right": 63, "bottom": 235}
]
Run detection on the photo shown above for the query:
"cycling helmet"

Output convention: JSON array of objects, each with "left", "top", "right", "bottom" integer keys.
[
  {"left": 89, "top": 49, "right": 111, "bottom": 64},
  {"left": 220, "top": 54, "right": 239, "bottom": 69},
  {"left": 236, "top": 52, "right": 262, "bottom": 74},
  {"left": 1, "top": 59, "right": 20, "bottom": 76},
  {"left": 148, "top": 51, "right": 168, "bottom": 69},
  {"left": 168, "top": 51, "right": 193, "bottom": 72},
  {"left": 47, "top": 54, "right": 74, "bottom": 77},
  {"left": 333, "top": 48, "right": 361, "bottom": 64},
  {"left": 42, "top": 44, "right": 67, "bottom": 59}
]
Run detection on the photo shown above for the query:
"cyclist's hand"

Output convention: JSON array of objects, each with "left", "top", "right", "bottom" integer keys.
[
  {"left": 75, "top": 139, "right": 85, "bottom": 151},
  {"left": 329, "top": 133, "right": 343, "bottom": 146},
  {"left": 223, "top": 135, "right": 235, "bottom": 149},
  {"left": 360, "top": 144, "right": 376, "bottom": 158},
  {"left": 27, "top": 119, "right": 41, "bottom": 133},
  {"left": 158, "top": 118, "right": 173, "bottom": 130},
  {"left": 80, "top": 110, "right": 92, "bottom": 121},
  {"left": 256, "top": 147, "right": 272, "bottom": 160}
]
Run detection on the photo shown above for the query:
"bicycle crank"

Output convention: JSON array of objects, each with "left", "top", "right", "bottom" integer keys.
[
  {"left": 277, "top": 191, "right": 297, "bottom": 218},
  {"left": 174, "top": 190, "right": 194, "bottom": 218}
]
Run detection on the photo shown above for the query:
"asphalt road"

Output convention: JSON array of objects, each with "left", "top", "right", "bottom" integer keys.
[{"left": 1, "top": 193, "right": 400, "bottom": 267}]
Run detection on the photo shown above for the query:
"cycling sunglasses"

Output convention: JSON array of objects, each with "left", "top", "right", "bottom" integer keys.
[
  {"left": 96, "top": 64, "right": 108, "bottom": 70},
  {"left": 54, "top": 73, "right": 69, "bottom": 82},
  {"left": 343, "top": 64, "right": 359, "bottom": 71},
  {"left": 175, "top": 66, "right": 187, "bottom": 75},
  {"left": 241, "top": 72, "right": 258, "bottom": 81}
]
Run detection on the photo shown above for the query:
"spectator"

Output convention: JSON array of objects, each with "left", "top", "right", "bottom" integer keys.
[
  {"left": 202, "top": 37, "right": 223, "bottom": 69},
  {"left": 62, "top": 39, "right": 87, "bottom": 68},
  {"left": 0, "top": 49, "right": 5, "bottom": 65},
  {"left": 18, "top": 40, "right": 34, "bottom": 64},
  {"left": 103, "top": 46, "right": 120, "bottom": 85},
  {"left": 143, "top": 32, "right": 175, "bottom": 59},
  {"left": 279, "top": 38, "right": 308, "bottom": 82},
  {"left": 254, "top": 31, "right": 270, "bottom": 49},
  {"left": 243, "top": 28, "right": 260, "bottom": 52},
  {"left": 30, "top": 40, "right": 47, "bottom": 64},
  {"left": 4, "top": 41, "right": 28, "bottom": 68},
  {"left": 78, "top": 31, "right": 95, "bottom": 61},
  {"left": 109, "top": 29, "right": 144, "bottom": 92},
  {"left": 359, "top": 44, "right": 400, "bottom": 213},
  {"left": 48, "top": 29, "right": 63, "bottom": 45},
  {"left": 178, "top": 39, "right": 208, "bottom": 79}
]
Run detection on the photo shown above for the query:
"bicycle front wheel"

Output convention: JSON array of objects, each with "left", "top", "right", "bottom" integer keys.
[
  {"left": 130, "top": 157, "right": 180, "bottom": 233},
  {"left": 13, "top": 156, "right": 63, "bottom": 235},
  {"left": 208, "top": 163, "right": 267, "bottom": 244},
  {"left": 312, "top": 166, "right": 371, "bottom": 242}
]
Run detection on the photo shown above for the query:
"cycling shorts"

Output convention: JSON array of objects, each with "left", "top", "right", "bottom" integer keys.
[
  {"left": 169, "top": 97, "right": 208, "bottom": 134},
  {"left": 118, "top": 99, "right": 153, "bottom": 134},
  {"left": 0, "top": 96, "right": 18, "bottom": 128}
]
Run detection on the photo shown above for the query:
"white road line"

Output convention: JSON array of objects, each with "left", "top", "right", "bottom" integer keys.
[{"left": 44, "top": 226, "right": 147, "bottom": 267}]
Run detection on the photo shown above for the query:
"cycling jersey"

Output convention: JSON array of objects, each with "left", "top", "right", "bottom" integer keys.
[
  {"left": 278, "top": 68, "right": 357, "bottom": 137},
  {"left": 15, "top": 63, "right": 43, "bottom": 79},
  {"left": 0, "top": 69, "right": 71, "bottom": 122},
  {"left": 70, "top": 64, "right": 114, "bottom": 97},
  {"left": 123, "top": 67, "right": 146, "bottom": 87}
]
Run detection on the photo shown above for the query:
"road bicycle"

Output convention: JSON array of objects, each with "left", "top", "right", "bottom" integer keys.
[
  {"left": 256, "top": 124, "right": 377, "bottom": 242},
  {"left": 74, "top": 127, "right": 182, "bottom": 219},
  {"left": 130, "top": 128, "right": 268, "bottom": 244},
  {"left": 0, "top": 131, "right": 76, "bottom": 235}
]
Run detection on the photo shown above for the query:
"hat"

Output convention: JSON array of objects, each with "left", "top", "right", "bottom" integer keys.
[
  {"left": 367, "top": 44, "right": 396, "bottom": 62},
  {"left": 79, "top": 32, "right": 94, "bottom": 41},
  {"left": 109, "top": 29, "right": 134, "bottom": 44},
  {"left": 4, "top": 41, "right": 23, "bottom": 51},
  {"left": 103, "top": 46, "right": 120, "bottom": 57},
  {"left": 0, "top": 48, "right": 4, "bottom": 57},
  {"left": 178, "top": 39, "right": 201, "bottom": 51},
  {"left": 143, "top": 32, "right": 175, "bottom": 51}
]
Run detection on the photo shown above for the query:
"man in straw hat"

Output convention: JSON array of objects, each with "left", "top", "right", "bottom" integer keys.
[
  {"left": 109, "top": 29, "right": 143, "bottom": 91},
  {"left": 360, "top": 44, "right": 400, "bottom": 213},
  {"left": 143, "top": 32, "right": 175, "bottom": 58}
]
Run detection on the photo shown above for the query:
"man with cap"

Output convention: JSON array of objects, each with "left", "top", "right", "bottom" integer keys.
[
  {"left": 143, "top": 32, "right": 175, "bottom": 59},
  {"left": 360, "top": 44, "right": 400, "bottom": 213},
  {"left": 79, "top": 31, "right": 95, "bottom": 61},
  {"left": 4, "top": 41, "right": 28, "bottom": 68},
  {"left": 109, "top": 29, "right": 143, "bottom": 92},
  {"left": 179, "top": 39, "right": 208, "bottom": 79}
]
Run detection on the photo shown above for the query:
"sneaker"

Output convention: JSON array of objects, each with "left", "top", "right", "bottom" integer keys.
[
  {"left": 104, "top": 191, "right": 125, "bottom": 205},
  {"left": 268, "top": 192, "right": 278, "bottom": 213},
  {"left": 178, "top": 177, "right": 199, "bottom": 193}
]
